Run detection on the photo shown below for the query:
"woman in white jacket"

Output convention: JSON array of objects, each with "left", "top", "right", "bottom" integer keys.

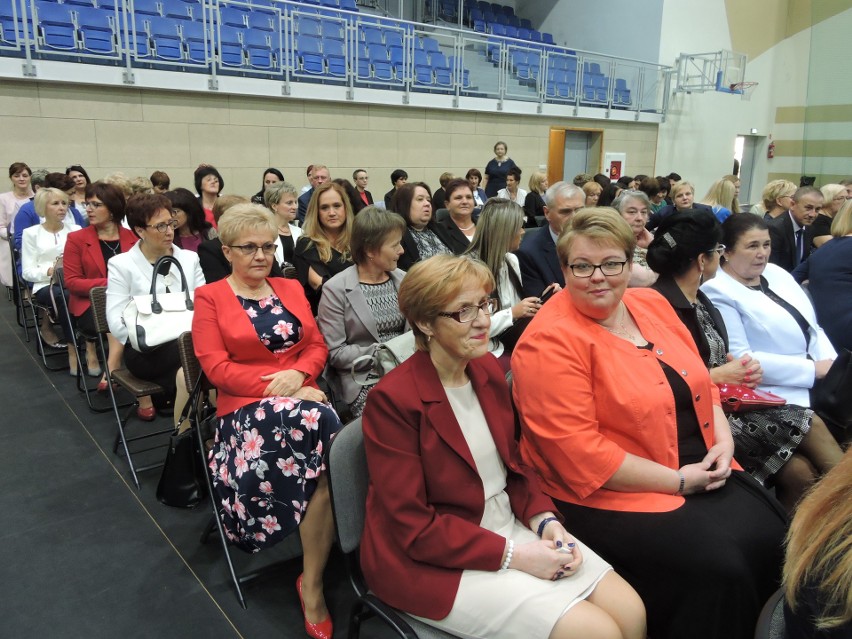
[
  {"left": 22, "top": 188, "right": 80, "bottom": 369},
  {"left": 464, "top": 198, "right": 555, "bottom": 368}
]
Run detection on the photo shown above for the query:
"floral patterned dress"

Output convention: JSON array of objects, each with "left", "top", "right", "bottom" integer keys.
[{"left": 208, "top": 293, "right": 342, "bottom": 553}]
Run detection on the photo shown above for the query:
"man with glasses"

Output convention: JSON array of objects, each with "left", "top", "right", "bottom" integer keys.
[
  {"left": 516, "top": 181, "right": 585, "bottom": 298},
  {"left": 353, "top": 169, "right": 373, "bottom": 206}
]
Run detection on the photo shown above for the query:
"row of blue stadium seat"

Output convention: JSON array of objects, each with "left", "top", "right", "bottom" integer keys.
[{"left": 476, "top": 21, "right": 554, "bottom": 45}]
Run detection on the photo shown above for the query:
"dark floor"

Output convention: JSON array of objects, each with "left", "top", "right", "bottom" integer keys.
[{"left": 0, "top": 295, "right": 394, "bottom": 639}]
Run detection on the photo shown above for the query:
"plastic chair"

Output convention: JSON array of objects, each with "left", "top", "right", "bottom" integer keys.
[
  {"left": 7, "top": 236, "right": 35, "bottom": 340},
  {"left": 324, "top": 38, "right": 346, "bottom": 77},
  {"left": 163, "top": 1, "right": 192, "bottom": 21},
  {"left": 133, "top": 0, "right": 161, "bottom": 17},
  {"left": 90, "top": 287, "right": 172, "bottom": 490},
  {"left": 218, "top": 25, "right": 246, "bottom": 66},
  {"left": 328, "top": 418, "right": 460, "bottom": 639},
  {"left": 76, "top": 6, "right": 117, "bottom": 54},
  {"left": 296, "top": 34, "right": 324, "bottom": 74},
  {"left": 21, "top": 275, "right": 68, "bottom": 370},
  {"left": 36, "top": 1, "right": 78, "bottom": 51},
  {"left": 181, "top": 20, "right": 208, "bottom": 63},
  {"left": 370, "top": 44, "right": 392, "bottom": 80},
  {"left": 148, "top": 16, "right": 183, "bottom": 61},
  {"left": 219, "top": 5, "right": 248, "bottom": 28},
  {"left": 362, "top": 25, "right": 383, "bottom": 46},
  {"left": 356, "top": 41, "right": 371, "bottom": 78},
  {"left": 413, "top": 49, "right": 433, "bottom": 85},
  {"left": 245, "top": 30, "right": 276, "bottom": 70},
  {"left": 422, "top": 37, "right": 439, "bottom": 54},
  {"left": 542, "top": 32, "right": 554, "bottom": 44},
  {"left": 320, "top": 18, "right": 343, "bottom": 40}
]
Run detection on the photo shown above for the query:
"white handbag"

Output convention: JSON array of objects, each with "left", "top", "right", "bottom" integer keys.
[
  {"left": 122, "top": 255, "right": 195, "bottom": 352},
  {"left": 350, "top": 330, "right": 416, "bottom": 386}
]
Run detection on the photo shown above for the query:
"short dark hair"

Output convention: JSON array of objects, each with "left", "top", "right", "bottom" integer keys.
[
  {"left": 44, "top": 172, "right": 75, "bottom": 192},
  {"left": 165, "top": 187, "right": 211, "bottom": 235},
  {"left": 391, "top": 182, "right": 432, "bottom": 222},
  {"left": 647, "top": 210, "right": 722, "bottom": 277},
  {"left": 666, "top": 172, "right": 682, "bottom": 182},
  {"left": 126, "top": 193, "right": 173, "bottom": 237},
  {"left": 65, "top": 165, "right": 91, "bottom": 184},
  {"left": 150, "top": 170, "right": 170, "bottom": 190},
  {"left": 84, "top": 182, "right": 127, "bottom": 224},
  {"left": 350, "top": 206, "right": 407, "bottom": 265},
  {"left": 638, "top": 176, "right": 661, "bottom": 199},
  {"left": 593, "top": 173, "right": 611, "bottom": 188},
  {"left": 444, "top": 178, "right": 473, "bottom": 202},
  {"left": 8, "top": 162, "right": 30, "bottom": 178},
  {"left": 721, "top": 213, "right": 769, "bottom": 251},
  {"left": 655, "top": 176, "right": 671, "bottom": 194},
  {"left": 352, "top": 168, "right": 367, "bottom": 180},
  {"left": 193, "top": 165, "right": 224, "bottom": 195},
  {"left": 391, "top": 169, "right": 408, "bottom": 185},
  {"left": 507, "top": 166, "right": 522, "bottom": 181},
  {"left": 465, "top": 168, "right": 482, "bottom": 181}
]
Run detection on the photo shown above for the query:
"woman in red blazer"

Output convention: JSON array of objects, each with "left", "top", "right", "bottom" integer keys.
[
  {"left": 193, "top": 204, "right": 342, "bottom": 639},
  {"left": 63, "top": 182, "right": 136, "bottom": 387},
  {"left": 361, "top": 254, "right": 645, "bottom": 639}
]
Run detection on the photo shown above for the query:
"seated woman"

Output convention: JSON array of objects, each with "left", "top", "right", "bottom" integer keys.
[
  {"left": 699, "top": 179, "right": 736, "bottom": 223},
  {"left": 263, "top": 181, "right": 302, "bottom": 270},
  {"left": 362, "top": 254, "right": 645, "bottom": 639},
  {"left": 106, "top": 193, "right": 205, "bottom": 422},
  {"left": 761, "top": 179, "right": 797, "bottom": 221},
  {"left": 792, "top": 200, "right": 852, "bottom": 353},
  {"left": 523, "top": 170, "right": 548, "bottom": 228},
  {"left": 512, "top": 208, "right": 788, "bottom": 639},
  {"left": 809, "top": 183, "right": 846, "bottom": 249},
  {"left": 701, "top": 214, "right": 839, "bottom": 422},
  {"left": 783, "top": 448, "right": 852, "bottom": 639},
  {"left": 193, "top": 203, "right": 342, "bottom": 639},
  {"left": 464, "top": 198, "right": 547, "bottom": 364},
  {"left": 436, "top": 178, "right": 477, "bottom": 253},
  {"left": 466, "top": 168, "right": 487, "bottom": 208},
  {"left": 22, "top": 188, "right": 81, "bottom": 369},
  {"left": 648, "top": 211, "right": 842, "bottom": 510},
  {"left": 65, "top": 164, "right": 91, "bottom": 224},
  {"left": 317, "top": 207, "right": 407, "bottom": 417},
  {"left": 64, "top": 182, "right": 138, "bottom": 389},
  {"left": 582, "top": 181, "right": 602, "bottom": 207},
  {"left": 612, "top": 190, "right": 657, "bottom": 287},
  {"left": 294, "top": 182, "right": 354, "bottom": 314},
  {"left": 251, "top": 167, "right": 284, "bottom": 205},
  {"left": 392, "top": 182, "right": 453, "bottom": 271},
  {"left": 165, "top": 188, "right": 218, "bottom": 253}
]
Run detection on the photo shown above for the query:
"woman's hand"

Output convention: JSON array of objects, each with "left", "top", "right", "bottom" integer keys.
[
  {"left": 260, "top": 369, "right": 307, "bottom": 397},
  {"left": 814, "top": 358, "right": 834, "bottom": 379},
  {"left": 291, "top": 386, "right": 327, "bottom": 403},
  {"left": 702, "top": 442, "right": 734, "bottom": 490},
  {"left": 511, "top": 296, "right": 542, "bottom": 320},
  {"left": 709, "top": 353, "right": 763, "bottom": 388},
  {"left": 540, "top": 523, "right": 584, "bottom": 578},
  {"left": 510, "top": 539, "right": 580, "bottom": 581}
]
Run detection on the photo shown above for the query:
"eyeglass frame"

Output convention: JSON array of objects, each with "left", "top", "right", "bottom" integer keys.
[
  {"left": 83, "top": 201, "right": 105, "bottom": 210},
  {"left": 145, "top": 218, "right": 180, "bottom": 233},
  {"left": 707, "top": 243, "right": 726, "bottom": 255},
  {"left": 227, "top": 242, "right": 278, "bottom": 256},
  {"left": 565, "top": 260, "right": 629, "bottom": 278},
  {"left": 437, "top": 298, "right": 497, "bottom": 323}
]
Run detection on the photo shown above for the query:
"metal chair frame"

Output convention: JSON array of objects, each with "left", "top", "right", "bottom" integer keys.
[{"left": 7, "top": 235, "right": 35, "bottom": 340}]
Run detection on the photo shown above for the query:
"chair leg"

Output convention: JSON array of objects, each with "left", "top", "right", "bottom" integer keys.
[{"left": 103, "top": 362, "right": 142, "bottom": 490}]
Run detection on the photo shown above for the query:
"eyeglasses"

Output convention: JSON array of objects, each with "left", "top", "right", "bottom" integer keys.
[
  {"left": 437, "top": 298, "right": 497, "bottom": 323},
  {"left": 566, "top": 260, "right": 628, "bottom": 278},
  {"left": 708, "top": 244, "right": 726, "bottom": 255},
  {"left": 228, "top": 243, "right": 277, "bottom": 256},
  {"left": 84, "top": 201, "right": 105, "bottom": 210},
  {"left": 145, "top": 219, "right": 179, "bottom": 233}
]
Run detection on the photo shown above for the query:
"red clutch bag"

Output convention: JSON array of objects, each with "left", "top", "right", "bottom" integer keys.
[{"left": 717, "top": 384, "right": 786, "bottom": 412}]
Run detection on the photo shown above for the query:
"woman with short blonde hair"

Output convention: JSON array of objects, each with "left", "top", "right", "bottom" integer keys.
[
  {"left": 761, "top": 179, "right": 797, "bottom": 219},
  {"left": 523, "top": 170, "right": 548, "bottom": 228}
]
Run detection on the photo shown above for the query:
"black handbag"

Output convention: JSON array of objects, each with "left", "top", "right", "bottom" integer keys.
[
  {"left": 811, "top": 348, "right": 852, "bottom": 431},
  {"left": 156, "top": 378, "right": 209, "bottom": 508}
]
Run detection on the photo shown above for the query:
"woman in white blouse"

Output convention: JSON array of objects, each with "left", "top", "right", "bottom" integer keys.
[
  {"left": 464, "top": 199, "right": 552, "bottom": 367},
  {"left": 22, "top": 188, "right": 81, "bottom": 369}
]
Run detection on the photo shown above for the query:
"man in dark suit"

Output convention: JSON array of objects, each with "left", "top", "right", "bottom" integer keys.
[
  {"left": 297, "top": 164, "right": 330, "bottom": 224},
  {"left": 516, "top": 182, "right": 585, "bottom": 298},
  {"left": 352, "top": 169, "right": 373, "bottom": 207},
  {"left": 384, "top": 168, "right": 408, "bottom": 210},
  {"left": 768, "top": 186, "right": 822, "bottom": 272}
]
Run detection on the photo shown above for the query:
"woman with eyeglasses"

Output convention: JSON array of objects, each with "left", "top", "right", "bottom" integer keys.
[
  {"left": 361, "top": 253, "right": 645, "bottom": 639},
  {"left": 64, "top": 183, "right": 137, "bottom": 389},
  {"left": 760, "top": 179, "right": 797, "bottom": 220},
  {"left": 65, "top": 164, "right": 92, "bottom": 223},
  {"left": 612, "top": 190, "right": 658, "bottom": 288},
  {"left": 809, "top": 184, "right": 847, "bottom": 249},
  {"left": 106, "top": 193, "right": 205, "bottom": 423},
  {"left": 648, "top": 211, "right": 842, "bottom": 510},
  {"left": 512, "top": 208, "right": 787, "bottom": 639},
  {"left": 193, "top": 203, "right": 342, "bottom": 639}
]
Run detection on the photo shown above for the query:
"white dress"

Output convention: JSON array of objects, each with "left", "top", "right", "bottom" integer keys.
[{"left": 412, "top": 383, "right": 612, "bottom": 639}]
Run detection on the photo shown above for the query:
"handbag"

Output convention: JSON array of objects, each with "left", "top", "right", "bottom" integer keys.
[
  {"left": 122, "top": 255, "right": 194, "bottom": 352},
  {"left": 810, "top": 349, "right": 852, "bottom": 430},
  {"left": 718, "top": 383, "right": 786, "bottom": 413},
  {"left": 48, "top": 256, "right": 64, "bottom": 319},
  {"left": 351, "top": 331, "right": 416, "bottom": 386}
]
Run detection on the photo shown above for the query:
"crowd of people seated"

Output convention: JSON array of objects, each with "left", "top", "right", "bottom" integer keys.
[{"left": 2, "top": 154, "right": 851, "bottom": 639}]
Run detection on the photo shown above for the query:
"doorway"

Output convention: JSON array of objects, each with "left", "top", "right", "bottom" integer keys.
[
  {"left": 547, "top": 128, "right": 603, "bottom": 185},
  {"left": 735, "top": 134, "right": 764, "bottom": 207}
]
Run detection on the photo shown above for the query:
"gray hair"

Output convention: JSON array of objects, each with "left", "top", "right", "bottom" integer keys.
[
  {"left": 612, "top": 190, "right": 653, "bottom": 212},
  {"left": 30, "top": 169, "right": 50, "bottom": 188},
  {"left": 264, "top": 181, "right": 299, "bottom": 209},
  {"left": 544, "top": 181, "right": 583, "bottom": 208}
]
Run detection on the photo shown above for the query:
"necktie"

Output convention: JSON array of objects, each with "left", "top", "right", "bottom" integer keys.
[{"left": 795, "top": 229, "right": 804, "bottom": 266}]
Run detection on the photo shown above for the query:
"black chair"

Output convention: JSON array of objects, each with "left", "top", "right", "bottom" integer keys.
[
  {"left": 519, "top": 224, "right": 542, "bottom": 248},
  {"left": 24, "top": 271, "right": 70, "bottom": 371},
  {"left": 754, "top": 588, "right": 785, "bottom": 639},
  {"left": 177, "top": 332, "right": 303, "bottom": 609},
  {"left": 90, "top": 286, "right": 172, "bottom": 489},
  {"left": 6, "top": 231, "right": 35, "bottom": 339},
  {"left": 327, "top": 417, "right": 459, "bottom": 639}
]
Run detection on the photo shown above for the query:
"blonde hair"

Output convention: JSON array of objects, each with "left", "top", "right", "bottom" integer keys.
[
  {"left": 701, "top": 179, "right": 736, "bottom": 210},
  {"left": 582, "top": 181, "right": 602, "bottom": 197},
  {"left": 101, "top": 172, "right": 132, "bottom": 197},
  {"left": 831, "top": 199, "right": 852, "bottom": 237},
  {"left": 264, "top": 181, "right": 299, "bottom": 209},
  {"left": 302, "top": 182, "right": 354, "bottom": 263},
  {"left": 761, "top": 179, "right": 797, "bottom": 211},
  {"left": 398, "top": 254, "right": 495, "bottom": 351},
  {"left": 821, "top": 184, "right": 846, "bottom": 215},
  {"left": 721, "top": 174, "right": 741, "bottom": 213},
  {"left": 670, "top": 181, "right": 694, "bottom": 201},
  {"left": 556, "top": 207, "right": 636, "bottom": 267},
  {"left": 783, "top": 449, "right": 852, "bottom": 631},
  {"left": 212, "top": 194, "right": 248, "bottom": 223},
  {"left": 465, "top": 198, "right": 524, "bottom": 301},
  {"left": 528, "top": 170, "right": 548, "bottom": 194},
  {"left": 217, "top": 203, "right": 277, "bottom": 247},
  {"left": 34, "top": 187, "right": 69, "bottom": 217},
  {"left": 128, "top": 176, "right": 154, "bottom": 195}
]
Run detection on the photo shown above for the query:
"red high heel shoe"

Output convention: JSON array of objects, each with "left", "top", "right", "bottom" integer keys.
[{"left": 296, "top": 574, "right": 333, "bottom": 639}]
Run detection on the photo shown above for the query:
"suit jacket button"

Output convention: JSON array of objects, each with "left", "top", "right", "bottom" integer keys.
[
  {"left": 681, "top": 370, "right": 688, "bottom": 376},
  {"left": 656, "top": 349, "right": 663, "bottom": 355},
  {"left": 695, "top": 394, "right": 700, "bottom": 401},
  {"left": 703, "top": 421, "right": 710, "bottom": 428}
]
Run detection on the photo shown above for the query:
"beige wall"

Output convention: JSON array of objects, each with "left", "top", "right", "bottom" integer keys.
[{"left": 0, "top": 80, "right": 658, "bottom": 197}]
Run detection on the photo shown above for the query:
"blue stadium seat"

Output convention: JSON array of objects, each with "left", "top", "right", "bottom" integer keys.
[
  {"left": 384, "top": 30, "right": 403, "bottom": 49},
  {"left": 296, "top": 15, "right": 322, "bottom": 37},
  {"left": 448, "top": 56, "right": 470, "bottom": 88},
  {"left": 542, "top": 32, "right": 554, "bottom": 45},
  {"left": 517, "top": 27, "right": 531, "bottom": 40},
  {"left": 131, "top": 14, "right": 150, "bottom": 56},
  {"left": 133, "top": 0, "right": 161, "bottom": 17},
  {"left": 506, "top": 15, "right": 519, "bottom": 27},
  {"left": 36, "top": 2, "right": 78, "bottom": 51},
  {"left": 319, "top": 0, "right": 339, "bottom": 7},
  {"left": 504, "top": 25, "right": 518, "bottom": 39},
  {"left": 163, "top": 1, "right": 192, "bottom": 21},
  {"left": 519, "top": 17, "right": 532, "bottom": 29},
  {"left": 431, "top": 51, "right": 451, "bottom": 87},
  {"left": 361, "top": 25, "right": 383, "bottom": 46},
  {"left": 472, "top": 18, "right": 486, "bottom": 32},
  {"left": 65, "top": 0, "right": 96, "bottom": 7},
  {"left": 218, "top": 25, "right": 245, "bottom": 66},
  {"left": 297, "top": 34, "right": 324, "bottom": 74},
  {"left": 370, "top": 45, "right": 392, "bottom": 81},
  {"left": 413, "top": 48, "right": 433, "bottom": 85},
  {"left": 321, "top": 19, "right": 344, "bottom": 40},
  {"left": 248, "top": 10, "right": 276, "bottom": 32},
  {"left": 339, "top": 0, "right": 357, "bottom": 11},
  {"left": 76, "top": 7, "right": 116, "bottom": 54},
  {"left": 245, "top": 30, "right": 275, "bottom": 69},
  {"left": 324, "top": 38, "right": 346, "bottom": 77},
  {"left": 615, "top": 78, "right": 631, "bottom": 105},
  {"left": 422, "top": 37, "right": 439, "bottom": 53},
  {"left": 99, "top": 0, "right": 118, "bottom": 9},
  {"left": 388, "top": 44, "right": 403, "bottom": 77},
  {"left": 530, "top": 30, "right": 542, "bottom": 43},
  {"left": 220, "top": 6, "right": 248, "bottom": 28},
  {"left": 490, "top": 23, "right": 505, "bottom": 36},
  {"left": 148, "top": 16, "right": 182, "bottom": 60},
  {"left": 181, "top": 20, "right": 208, "bottom": 63}
]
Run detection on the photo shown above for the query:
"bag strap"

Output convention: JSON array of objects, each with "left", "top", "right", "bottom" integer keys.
[
  {"left": 150, "top": 255, "right": 194, "bottom": 313},
  {"left": 351, "top": 351, "right": 381, "bottom": 387}
]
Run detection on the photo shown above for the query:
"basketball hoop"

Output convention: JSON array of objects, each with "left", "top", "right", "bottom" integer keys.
[{"left": 729, "top": 81, "right": 758, "bottom": 101}]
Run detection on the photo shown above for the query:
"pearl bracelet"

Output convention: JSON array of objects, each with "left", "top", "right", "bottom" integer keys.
[{"left": 501, "top": 539, "right": 514, "bottom": 570}]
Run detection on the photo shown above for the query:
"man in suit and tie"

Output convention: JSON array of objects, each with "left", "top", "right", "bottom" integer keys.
[
  {"left": 768, "top": 186, "right": 822, "bottom": 272},
  {"left": 297, "top": 164, "right": 330, "bottom": 224},
  {"left": 516, "top": 181, "right": 585, "bottom": 298}
]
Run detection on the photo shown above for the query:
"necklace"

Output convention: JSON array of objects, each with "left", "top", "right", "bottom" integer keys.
[
  {"left": 101, "top": 239, "right": 120, "bottom": 256},
  {"left": 600, "top": 303, "right": 645, "bottom": 344},
  {"left": 228, "top": 275, "right": 270, "bottom": 300},
  {"left": 457, "top": 222, "right": 474, "bottom": 231}
]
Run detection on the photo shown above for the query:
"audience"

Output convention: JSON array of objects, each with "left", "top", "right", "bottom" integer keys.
[
  {"left": 512, "top": 208, "right": 787, "bottom": 639},
  {"left": 431, "top": 171, "right": 454, "bottom": 211},
  {"left": 810, "top": 183, "right": 846, "bottom": 249},
  {"left": 317, "top": 207, "right": 407, "bottom": 417},
  {"left": 106, "top": 193, "right": 205, "bottom": 423},
  {"left": 436, "top": 178, "right": 477, "bottom": 253},
  {"left": 383, "top": 168, "right": 408, "bottom": 209},
  {"left": 768, "top": 186, "right": 822, "bottom": 271},
  {"left": 165, "top": 188, "right": 218, "bottom": 253},
  {"left": 392, "top": 182, "right": 453, "bottom": 271},
  {"left": 251, "top": 168, "right": 284, "bottom": 205},
  {"left": 466, "top": 168, "right": 487, "bottom": 207},
  {"left": 192, "top": 203, "right": 342, "bottom": 639},
  {"left": 362, "top": 254, "right": 646, "bottom": 639},
  {"left": 0, "top": 163, "right": 34, "bottom": 284},
  {"left": 523, "top": 170, "right": 548, "bottom": 228},
  {"left": 761, "top": 179, "right": 797, "bottom": 221},
  {"left": 483, "top": 140, "right": 517, "bottom": 198},
  {"left": 496, "top": 166, "right": 526, "bottom": 205},
  {"left": 612, "top": 190, "right": 658, "bottom": 287}
]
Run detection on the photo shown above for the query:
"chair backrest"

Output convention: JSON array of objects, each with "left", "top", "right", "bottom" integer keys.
[
  {"left": 89, "top": 286, "right": 110, "bottom": 334},
  {"left": 177, "top": 331, "right": 202, "bottom": 394},
  {"left": 435, "top": 208, "right": 450, "bottom": 223},
  {"left": 754, "top": 588, "right": 785, "bottom": 639},
  {"left": 327, "top": 416, "right": 366, "bottom": 555}
]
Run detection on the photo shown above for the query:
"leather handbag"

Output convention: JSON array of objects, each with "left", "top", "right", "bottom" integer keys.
[
  {"left": 122, "top": 255, "right": 194, "bottom": 352},
  {"left": 810, "top": 349, "right": 852, "bottom": 430},
  {"left": 718, "top": 383, "right": 786, "bottom": 413},
  {"left": 351, "top": 331, "right": 416, "bottom": 386}
]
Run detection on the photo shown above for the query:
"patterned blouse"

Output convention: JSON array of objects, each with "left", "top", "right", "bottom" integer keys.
[{"left": 409, "top": 227, "right": 451, "bottom": 262}]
